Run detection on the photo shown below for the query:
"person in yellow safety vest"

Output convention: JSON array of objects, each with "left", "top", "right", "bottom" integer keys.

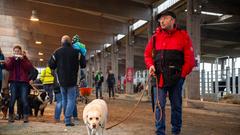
[{"left": 40, "top": 66, "right": 54, "bottom": 104}]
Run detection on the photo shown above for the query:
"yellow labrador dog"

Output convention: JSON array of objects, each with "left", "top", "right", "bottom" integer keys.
[{"left": 83, "top": 99, "right": 108, "bottom": 135}]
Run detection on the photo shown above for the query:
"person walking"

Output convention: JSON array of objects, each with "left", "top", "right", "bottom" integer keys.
[
  {"left": 48, "top": 35, "right": 86, "bottom": 126},
  {"left": 144, "top": 11, "right": 195, "bottom": 135}
]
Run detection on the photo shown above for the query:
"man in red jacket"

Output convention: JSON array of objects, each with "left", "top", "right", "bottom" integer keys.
[
  {"left": 144, "top": 11, "right": 195, "bottom": 135},
  {"left": 4, "top": 45, "right": 33, "bottom": 123}
]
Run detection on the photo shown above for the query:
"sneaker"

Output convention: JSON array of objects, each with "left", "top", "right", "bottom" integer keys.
[{"left": 65, "top": 123, "right": 75, "bottom": 127}]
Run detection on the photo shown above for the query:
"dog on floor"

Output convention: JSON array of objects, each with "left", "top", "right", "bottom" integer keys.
[
  {"left": 1, "top": 88, "right": 10, "bottom": 120},
  {"left": 28, "top": 91, "right": 50, "bottom": 117},
  {"left": 83, "top": 99, "right": 108, "bottom": 135}
]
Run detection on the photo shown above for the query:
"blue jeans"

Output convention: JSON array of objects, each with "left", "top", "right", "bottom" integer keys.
[
  {"left": 153, "top": 78, "right": 185, "bottom": 135},
  {"left": 60, "top": 86, "right": 77, "bottom": 124},
  {"left": 73, "top": 105, "right": 78, "bottom": 118},
  {"left": 0, "top": 80, "right": 2, "bottom": 94},
  {"left": 54, "top": 92, "right": 62, "bottom": 120},
  {"left": 73, "top": 89, "right": 79, "bottom": 118},
  {"left": 43, "top": 84, "right": 54, "bottom": 103},
  {"left": 96, "top": 86, "right": 102, "bottom": 99},
  {"left": 9, "top": 82, "right": 29, "bottom": 116}
]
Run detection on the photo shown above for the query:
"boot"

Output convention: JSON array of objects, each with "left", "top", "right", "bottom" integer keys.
[
  {"left": 8, "top": 114, "right": 14, "bottom": 123},
  {"left": 23, "top": 115, "right": 29, "bottom": 123}
]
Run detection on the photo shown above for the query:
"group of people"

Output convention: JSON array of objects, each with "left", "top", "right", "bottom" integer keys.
[
  {"left": 0, "top": 34, "right": 86, "bottom": 127},
  {"left": 0, "top": 10, "right": 196, "bottom": 134},
  {"left": 94, "top": 70, "right": 116, "bottom": 99}
]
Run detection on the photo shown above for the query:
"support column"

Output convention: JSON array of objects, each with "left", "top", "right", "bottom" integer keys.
[
  {"left": 100, "top": 49, "right": 107, "bottom": 92},
  {"left": 93, "top": 54, "right": 97, "bottom": 77},
  {"left": 232, "top": 58, "right": 236, "bottom": 94},
  {"left": 226, "top": 66, "right": 230, "bottom": 93},
  {"left": 147, "top": 7, "right": 154, "bottom": 97},
  {"left": 201, "top": 62, "right": 205, "bottom": 98},
  {"left": 88, "top": 57, "right": 94, "bottom": 88},
  {"left": 148, "top": 5, "right": 156, "bottom": 39},
  {"left": 185, "top": 0, "right": 201, "bottom": 100},
  {"left": 238, "top": 68, "right": 240, "bottom": 94},
  {"left": 111, "top": 35, "right": 119, "bottom": 91},
  {"left": 125, "top": 21, "right": 134, "bottom": 94},
  {"left": 211, "top": 63, "right": 214, "bottom": 93},
  {"left": 220, "top": 59, "right": 225, "bottom": 80},
  {"left": 94, "top": 52, "right": 100, "bottom": 72}
]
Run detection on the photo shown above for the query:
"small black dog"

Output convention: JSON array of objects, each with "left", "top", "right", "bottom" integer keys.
[
  {"left": 28, "top": 91, "right": 50, "bottom": 117},
  {"left": 1, "top": 88, "right": 10, "bottom": 119}
]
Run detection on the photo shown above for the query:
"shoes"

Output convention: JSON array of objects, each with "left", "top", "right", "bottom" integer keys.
[
  {"left": 15, "top": 114, "right": 20, "bottom": 120},
  {"left": 23, "top": 115, "right": 29, "bottom": 123},
  {"left": 54, "top": 119, "right": 60, "bottom": 123},
  {"left": 8, "top": 114, "right": 14, "bottom": 123},
  {"left": 73, "top": 118, "right": 80, "bottom": 125},
  {"left": 65, "top": 123, "right": 75, "bottom": 127}
]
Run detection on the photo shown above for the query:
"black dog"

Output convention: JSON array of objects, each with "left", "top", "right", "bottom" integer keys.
[
  {"left": 28, "top": 91, "right": 49, "bottom": 117},
  {"left": 1, "top": 88, "right": 10, "bottom": 120}
]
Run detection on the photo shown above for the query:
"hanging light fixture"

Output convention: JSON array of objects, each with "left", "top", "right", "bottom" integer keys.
[
  {"left": 30, "top": 10, "right": 39, "bottom": 21},
  {"left": 35, "top": 41, "right": 42, "bottom": 44},
  {"left": 38, "top": 52, "right": 44, "bottom": 55}
]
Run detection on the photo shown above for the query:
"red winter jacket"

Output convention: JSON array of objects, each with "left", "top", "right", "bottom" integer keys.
[
  {"left": 144, "top": 27, "right": 195, "bottom": 87},
  {"left": 4, "top": 56, "right": 33, "bottom": 83}
]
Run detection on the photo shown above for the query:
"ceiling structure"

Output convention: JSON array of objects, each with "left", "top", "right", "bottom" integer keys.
[{"left": 0, "top": 0, "right": 239, "bottom": 69}]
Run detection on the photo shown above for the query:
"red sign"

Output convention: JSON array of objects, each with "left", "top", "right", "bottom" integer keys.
[{"left": 126, "top": 67, "right": 134, "bottom": 82}]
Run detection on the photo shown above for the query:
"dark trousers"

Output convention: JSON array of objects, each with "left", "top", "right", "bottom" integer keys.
[
  {"left": 0, "top": 80, "right": 2, "bottom": 94},
  {"left": 43, "top": 84, "right": 53, "bottom": 103},
  {"left": 9, "top": 82, "right": 29, "bottom": 116},
  {"left": 96, "top": 86, "right": 102, "bottom": 99},
  {"left": 108, "top": 85, "right": 114, "bottom": 97},
  {"left": 153, "top": 78, "right": 185, "bottom": 135},
  {"left": 17, "top": 84, "right": 31, "bottom": 117}
]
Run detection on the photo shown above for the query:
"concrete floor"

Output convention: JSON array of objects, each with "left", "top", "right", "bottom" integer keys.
[{"left": 0, "top": 94, "right": 240, "bottom": 135}]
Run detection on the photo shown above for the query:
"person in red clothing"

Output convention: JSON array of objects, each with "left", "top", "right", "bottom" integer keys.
[
  {"left": 144, "top": 11, "right": 195, "bottom": 135},
  {"left": 3, "top": 45, "right": 33, "bottom": 123}
]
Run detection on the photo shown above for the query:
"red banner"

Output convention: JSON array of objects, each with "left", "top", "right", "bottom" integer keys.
[{"left": 126, "top": 67, "right": 134, "bottom": 82}]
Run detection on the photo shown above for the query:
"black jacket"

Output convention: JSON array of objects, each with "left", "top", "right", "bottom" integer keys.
[
  {"left": 48, "top": 43, "right": 86, "bottom": 87},
  {"left": 28, "top": 67, "right": 38, "bottom": 81},
  {"left": 107, "top": 73, "right": 115, "bottom": 86}
]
